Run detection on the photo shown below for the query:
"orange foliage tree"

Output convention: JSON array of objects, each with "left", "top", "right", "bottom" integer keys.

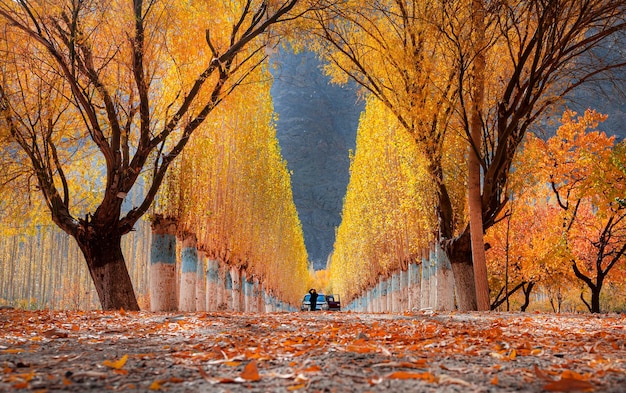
[
  {"left": 525, "top": 110, "right": 626, "bottom": 313},
  {"left": 485, "top": 194, "right": 574, "bottom": 311}
]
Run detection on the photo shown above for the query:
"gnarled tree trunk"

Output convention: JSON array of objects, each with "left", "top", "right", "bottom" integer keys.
[{"left": 76, "top": 231, "right": 139, "bottom": 311}]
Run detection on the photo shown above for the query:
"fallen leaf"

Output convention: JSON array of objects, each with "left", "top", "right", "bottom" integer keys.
[
  {"left": 438, "top": 374, "right": 471, "bottom": 386},
  {"left": 346, "top": 344, "right": 375, "bottom": 353},
  {"left": 42, "top": 328, "right": 68, "bottom": 338},
  {"left": 534, "top": 365, "right": 553, "bottom": 381},
  {"left": 560, "top": 370, "right": 588, "bottom": 381},
  {"left": 2, "top": 349, "right": 24, "bottom": 354},
  {"left": 491, "top": 375, "right": 499, "bottom": 385},
  {"left": 102, "top": 354, "right": 128, "bottom": 370},
  {"left": 149, "top": 380, "right": 163, "bottom": 390},
  {"left": 387, "top": 371, "right": 437, "bottom": 382},
  {"left": 543, "top": 378, "right": 595, "bottom": 392},
  {"left": 240, "top": 360, "right": 260, "bottom": 381}
]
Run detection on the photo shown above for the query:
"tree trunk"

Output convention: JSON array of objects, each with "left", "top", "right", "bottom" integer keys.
[
  {"left": 520, "top": 282, "right": 534, "bottom": 312},
  {"left": 572, "top": 261, "right": 603, "bottom": 313},
  {"left": 469, "top": 0, "right": 490, "bottom": 311},
  {"left": 442, "top": 230, "right": 477, "bottom": 311},
  {"left": 179, "top": 233, "right": 198, "bottom": 312},
  {"left": 77, "top": 233, "right": 139, "bottom": 311},
  {"left": 590, "top": 288, "right": 601, "bottom": 313},
  {"left": 206, "top": 258, "right": 219, "bottom": 311},
  {"left": 150, "top": 216, "right": 178, "bottom": 311}
]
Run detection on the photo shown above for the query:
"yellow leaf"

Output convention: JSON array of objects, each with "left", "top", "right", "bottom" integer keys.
[
  {"left": 103, "top": 354, "right": 128, "bottom": 370},
  {"left": 149, "top": 380, "right": 163, "bottom": 390}
]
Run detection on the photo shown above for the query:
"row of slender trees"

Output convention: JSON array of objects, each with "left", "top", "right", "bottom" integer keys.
[
  {"left": 313, "top": 0, "right": 626, "bottom": 311},
  {"left": 0, "top": 221, "right": 150, "bottom": 310},
  {"left": 330, "top": 102, "right": 626, "bottom": 312},
  {"left": 149, "top": 67, "right": 312, "bottom": 308},
  {"left": 321, "top": 0, "right": 626, "bottom": 312},
  {"left": 1, "top": 1, "right": 625, "bottom": 311},
  {"left": 0, "top": 72, "right": 311, "bottom": 310},
  {"left": 0, "top": 0, "right": 316, "bottom": 309}
]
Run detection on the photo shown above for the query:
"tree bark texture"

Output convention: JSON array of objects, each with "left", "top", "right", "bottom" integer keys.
[
  {"left": 149, "top": 216, "right": 178, "bottom": 311},
  {"left": 468, "top": 0, "right": 490, "bottom": 311},
  {"left": 179, "top": 233, "right": 198, "bottom": 312},
  {"left": 77, "top": 233, "right": 139, "bottom": 311},
  {"left": 442, "top": 230, "right": 478, "bottom": 311}
]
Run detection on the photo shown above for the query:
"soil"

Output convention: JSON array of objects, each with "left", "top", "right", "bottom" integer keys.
[{"left": 1, "top": 309, "right": 625, "bottom": 392}]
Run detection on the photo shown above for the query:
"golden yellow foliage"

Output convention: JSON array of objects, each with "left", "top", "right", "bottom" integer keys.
[
  {"left": 329, "top": 99, "right": 436, "bottom": 302},
  {"left": 154, "top": 67, "right": 310, "bottom": 305}
]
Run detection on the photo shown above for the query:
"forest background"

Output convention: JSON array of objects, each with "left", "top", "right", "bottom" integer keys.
[{"left": 0, "top": 0, "right": 625, "bottom": 314}]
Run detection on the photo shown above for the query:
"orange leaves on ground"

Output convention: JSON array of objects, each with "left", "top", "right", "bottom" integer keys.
[
  {"left": 346, "top": 343, "right": 377, "bottom": 354},
  {"left": 148, "top": 377, "right": 185, "bottom": 391},
  {"left": 543, "top": 378, "right": 595, "bottom": 392},
  {"left": 535, "top": 365, "right": 595, "bottom": 392},
  {"left": 102, "top": 354, "right": 128, "bottom": 370},
  {"left": 2, "top": 348, "right": 24, "bottom": 354},
  {"left": 6, "top": 370, "right": 35, "bottom": 389},
  {"left": 240, "top": 360, "right": 261, "bottom": 381},
  {"left": 301, "top": 365, "right": 322, "bottom": 373},
  {"left": 2, "top": 311, "right": 625, "bottom": 391},
  {"left": 386, "top": 370, "right": 438, "bottom": 383}
]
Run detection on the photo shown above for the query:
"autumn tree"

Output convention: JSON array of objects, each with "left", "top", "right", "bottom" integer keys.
[
  {"left": 308, "top": 0, "right": 479, "bottom": 307},
  {"left": 310, "top": 0, "right": 626, "bottom": 310},
  {"left": 0, "top": 0, "right": 310, "bottom": 310},
  {"left": 527, "top": 110, "right": 626, "bottom": 313},
  {"left": 485, "top": 195, "right": 573, "bottom": 312}
]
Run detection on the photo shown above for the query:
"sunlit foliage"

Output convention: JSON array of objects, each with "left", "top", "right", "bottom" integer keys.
[
  {"left": 154, "top": 68, "right": 311, "bottom": 305},
  {"left": 329, "top": 99, "right": 436, "bottom": 302}
]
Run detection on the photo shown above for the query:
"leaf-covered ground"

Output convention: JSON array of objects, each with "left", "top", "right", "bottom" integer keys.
[{"left": 1, "top": 310, "right": 625, "bottom": 392}]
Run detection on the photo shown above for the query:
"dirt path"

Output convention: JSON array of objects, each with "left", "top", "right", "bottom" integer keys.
[{"left": 1, "top": 310, "right": 625, "bottom": 392}]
